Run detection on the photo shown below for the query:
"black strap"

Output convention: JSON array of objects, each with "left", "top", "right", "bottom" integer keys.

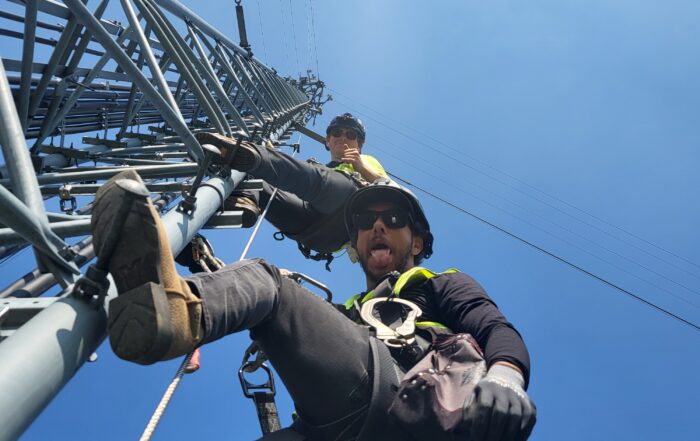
[
  {"left": 297, "top": 242, "right": 334, "bottom": 272},
  {"left": 357, "top": 337, "right": 400, "bottom": 441},
  {"left": 252, "top": 392, "right": 282, "bottom": 435}
]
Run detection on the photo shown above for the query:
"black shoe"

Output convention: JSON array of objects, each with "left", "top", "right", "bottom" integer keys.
[{"left": 195, "top": 132, "right": 261, "bottom": 172}]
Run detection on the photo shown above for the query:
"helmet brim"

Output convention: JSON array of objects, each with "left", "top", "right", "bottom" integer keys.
[{"left": 344, "top": 185, "right": 430, "bottom": 236}]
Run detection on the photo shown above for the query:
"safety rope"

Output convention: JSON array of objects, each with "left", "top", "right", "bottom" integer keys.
[
  {"left": 138, "top": 352, "right": 194, "bottom": 441},
  {"left": 235, "top": 143, "right": 300, "bottom": 434},
  {"left": 139, "top": 140, "right": 300, "bottom": 440},
  {"left": 239, "top": 142, "right": 299, "bottom": 260}
]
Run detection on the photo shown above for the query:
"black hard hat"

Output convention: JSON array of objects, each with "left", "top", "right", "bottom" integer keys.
[
  {"left": 345, "top": 180, "right": 434, "bottom": 261},
  {"left": 326, "top": 113, "right": 366, "bottom": 141}
]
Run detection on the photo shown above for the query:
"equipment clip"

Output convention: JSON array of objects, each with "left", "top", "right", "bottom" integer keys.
[{"left": 360, "top": 298, "right": 422, "bottom": 348}]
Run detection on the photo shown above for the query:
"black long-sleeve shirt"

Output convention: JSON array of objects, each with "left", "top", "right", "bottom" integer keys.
[{"left": 350, "top": 271, "right": 531, "bottom": 388}]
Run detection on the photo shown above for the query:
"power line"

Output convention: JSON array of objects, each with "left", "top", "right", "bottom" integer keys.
[
  {"left": 319, "top": 100, "right": 700, "bottom": 311},
  {"left": 389, "top": 172, "right": 700, "bottom": 333},
  {"left": 277, "top": 0, "right": 291, "bottom": 73},
  {"left": 307, "top": 0, "right": 320, "bottom": 78},
  {"left": 329, "top": 90, "right": 700, "bottom": 281},
  {"left": 368, "top": 137, "right": 700, "bottom": 311},
  {"left": 304, "top": 0, "right": 314, "bottom": 74},
  {"left": 254, "top": 0, "right": 268, "bottom": 60},
  {"left": 363, "top": 129, "right": 700, "bottom": 301},
  {"left": 287, "top": 0, "right": 301, "bottom": 74}
]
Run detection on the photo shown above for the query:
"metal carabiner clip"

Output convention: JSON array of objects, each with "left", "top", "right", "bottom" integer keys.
[{"left": 360, "top": 297, "right": 422, "bottom": 348}]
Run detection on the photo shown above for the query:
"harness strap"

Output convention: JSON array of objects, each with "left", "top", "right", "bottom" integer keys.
[
  {"left": 297, "top": 241, "right": 334, "bottom": 271},
  {"left": 252, "top": 392, "right": 282, "bottom": 435},
  {"left": 357, "top": 337, "right": 401, "bottom": 441}
]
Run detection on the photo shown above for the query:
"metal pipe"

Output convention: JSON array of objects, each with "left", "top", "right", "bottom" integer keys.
[
  {"left": 37, "top": 0, "right": 112, "bottom": 142},
  {"left": 0, "top": 167, "right": 246, "bottom": 440},
  {"left": 134, "top": 0, "right": 229, "bottom": 136},
  {"left": 32, "top": 25, "right": 136, "bottom": 147},
  {"left": 26, "top": 12, "right": 81, "bottom": 120},
  {"left": 149, "top": 0, "right": 249, "bottom": 137},
  {"left": 0, "top": 56, "right": 80, "bottom": 281},
  {"left": 41, "top": 181, "right": 189, "bottom": 196},
  {"left": 5, "top": 243, "right": 94, "bottom": 299},
  {"left": 7, "top": 0, "right": 124, "bottom": 35},
  {"left": 153, "top": 0, "right": 274, "bottom": 71},
  {"left": 0, "top": 163, "right": 198, "bottom": 187},
  {"left": 224, "top": 47, "right": 282, "bottom": 114},
  {"left": 66, "top": 0, "right": 110, "bottom": 74},
  {"left": 0, "top": 286, "right": 113, "bottom": 441},
  {"left": 193, "top": 27, "right": 266, "bottom": 125},
  {"left": 0, "top": 184, "right": 79, "bottom": 276},
  {"left": 0, "top": 220, "right": 92, "bottom": 248},
  {"left": 18, "top": 0, "right": 38, "bottom": 132},
  {"left": 0, "top": 9, "right": 64, "bottom": 32},
  {"left": 57, "top": 0, "right": 206, "bottom": 163},
  {"left": 121, "top": 0, "right": 182, "bottom": 119},
  {"left": 185, "top": 22, "right": 256, "bottom": 133},
  {"left": 0, "top": 238, "right": 94, "bottom": 299},
  {"left": 94, "top": 143, "right": 186, "bottom": 156}
]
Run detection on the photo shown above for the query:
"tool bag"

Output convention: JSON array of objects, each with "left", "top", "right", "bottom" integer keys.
[{"left": 388, "top": 333, "right": 487, "bottom": 439}]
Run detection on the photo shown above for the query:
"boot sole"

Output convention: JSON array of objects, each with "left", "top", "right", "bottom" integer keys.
[
  {"left": 108, "top": 282, "right": 174, "bottom": 365},
  {"left": 93, "top": 172, "right": 174, "bottom": 364}
]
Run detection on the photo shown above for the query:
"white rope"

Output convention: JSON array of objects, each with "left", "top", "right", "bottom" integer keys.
[
  {"left": 139, "top": 138, "right": 301, "bottom": 440},
  {"left": 239, "top": 141, "right": 300, "bottom": 260},
  {"left": 138, "top": 351, "right": 194, "bottom": 441}
]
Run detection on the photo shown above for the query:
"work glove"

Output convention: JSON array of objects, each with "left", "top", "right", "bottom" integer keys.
[{"left": 462, "top": 364, "right": 537, "bottom": 441}]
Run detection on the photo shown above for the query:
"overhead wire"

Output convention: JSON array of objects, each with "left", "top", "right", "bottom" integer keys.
[
  {"left": 317, "top": 95, "right": 700, "bottom": 329},
  {"left": 307, "top": 0, "right": 320, "bottom": 78},
  {"left": 328, "top": 87, "right": 700, "bottom": 278},
  {"left": 277, "top": 0, "right": 291, "bottom": 74},
  {"left": 254, "top": 0, "right": 268, "bottom": 61},
  {"left": 287, "top": 0, "right": 301, "bottom": 75},
  {"left": 362, "top": 129, "right": 700, "bottom": 301},
  {"left": 304, "top": 0, "right": 314, "bottom": 75},
  {"left": 365, "top": 136, "right": 700, "bottom": 312},
  {"left": 387, "top": 172, "right": 700, "bottom": 333}
]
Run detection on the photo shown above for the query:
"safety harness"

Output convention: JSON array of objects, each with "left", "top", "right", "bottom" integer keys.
[
  {"left": 346, "top": 266, "right": 459, "bottom": 332},
  {"left": 347, "top": 267, "right": 459, "bottom": 440}
]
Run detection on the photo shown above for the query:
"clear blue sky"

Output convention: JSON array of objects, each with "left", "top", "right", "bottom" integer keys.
[{"left": 2, "top": 1, "right": 699, "bottom": 440}]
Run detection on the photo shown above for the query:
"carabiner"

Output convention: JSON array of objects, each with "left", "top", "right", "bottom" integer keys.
[{"left": 360, "top": 297, "right": 422, "bottom": 348}]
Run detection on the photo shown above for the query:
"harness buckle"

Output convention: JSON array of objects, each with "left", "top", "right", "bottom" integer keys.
[{"left": 360, "top": 298, "right": 422, "bottom": 348}]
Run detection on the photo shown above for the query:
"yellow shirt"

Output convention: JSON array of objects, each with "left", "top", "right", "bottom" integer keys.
[{"left": 332, "top": 154, "right": 387, "bottom": 179}]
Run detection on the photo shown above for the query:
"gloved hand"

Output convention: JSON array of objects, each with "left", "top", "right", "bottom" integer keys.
[{"left": 462, "top": 363, "right": 537, "bottom": 441}]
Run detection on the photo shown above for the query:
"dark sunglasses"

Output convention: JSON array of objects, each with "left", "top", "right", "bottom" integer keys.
[
  {"left": 353, "top": 209, "right": 413, "bottom": 230},
  {"left": 329, "top": 127, "right": 359, "bottom": 140}
]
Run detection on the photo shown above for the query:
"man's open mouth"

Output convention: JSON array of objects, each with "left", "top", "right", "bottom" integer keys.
[{"left": 369, "top": 243, "right": 392, "bottom": 260}]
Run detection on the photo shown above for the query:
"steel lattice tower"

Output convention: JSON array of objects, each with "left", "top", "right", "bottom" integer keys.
[{"left": 0, "top": 1, "right": 326, "bottom": 439}]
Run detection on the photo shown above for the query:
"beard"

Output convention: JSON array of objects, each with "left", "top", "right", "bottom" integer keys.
[{"left": 359, "top": 240, "right": 414, "bottom": 286}]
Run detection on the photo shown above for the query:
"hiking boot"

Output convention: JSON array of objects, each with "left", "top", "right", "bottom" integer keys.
[
  {"left": 195, "top": 132, "right": 261, "bottom": 172},
  {"left": 223, "top": 193, "right": 261, "bottom": 228},
  {"left": 92, "top": 170, "right": 204, "bottom": 365}
]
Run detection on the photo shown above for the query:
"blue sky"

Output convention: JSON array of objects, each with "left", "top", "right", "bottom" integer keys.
[{"left": 2, "top": 0, "right": 699, "bottom": 440}]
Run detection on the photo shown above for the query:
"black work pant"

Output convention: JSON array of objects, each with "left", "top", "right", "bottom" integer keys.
[
  {"left": 242, "top": 145, "right": 361, "bottom": 249},
  {"left": 186, "top": 259, "right": 373, "bottom": 440}
]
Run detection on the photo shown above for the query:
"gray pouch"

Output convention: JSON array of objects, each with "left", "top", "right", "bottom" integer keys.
[{"left": 388, "top": 333, "right": 487, "bottom": 439}]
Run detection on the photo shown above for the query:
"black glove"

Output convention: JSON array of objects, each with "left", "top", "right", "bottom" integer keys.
[{"left": 463, "top": 364, "right": 537, "bottom": 441}]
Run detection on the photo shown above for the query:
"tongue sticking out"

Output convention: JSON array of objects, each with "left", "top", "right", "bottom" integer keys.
[{"left": 370, "top": 248, "right": 392, "bottom": 267}]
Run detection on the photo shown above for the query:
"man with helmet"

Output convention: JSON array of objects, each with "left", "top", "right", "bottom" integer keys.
[
  {"left": 323, "top": 112, "right": 384, "bottom": 183},
  {"left": 189, "top": 113, "right": 387, "bottom": 265},
  {"left": 92, "top": 170, "right": 536, "bottom": 440}
]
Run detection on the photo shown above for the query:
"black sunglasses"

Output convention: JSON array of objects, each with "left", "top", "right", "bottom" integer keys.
[
  {"left": 329, "top": 127, "right": 359, "bottom": 140},
  {"left": 353, "top": 209, "right": 413, "bottom": 230}
]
